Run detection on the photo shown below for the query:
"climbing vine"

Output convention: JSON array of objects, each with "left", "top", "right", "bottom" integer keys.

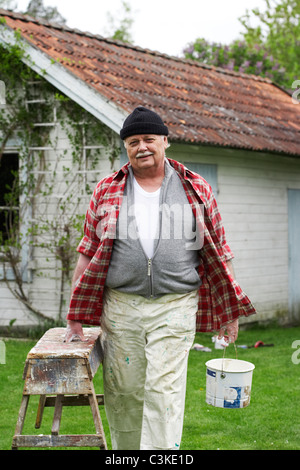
[{"left": 0, "top": 30, "right": 120, "bottom": 327}]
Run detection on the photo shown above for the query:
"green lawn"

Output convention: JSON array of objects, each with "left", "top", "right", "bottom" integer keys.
[{"left": 1, "top": 324, "right": 300, "bottom": 450}]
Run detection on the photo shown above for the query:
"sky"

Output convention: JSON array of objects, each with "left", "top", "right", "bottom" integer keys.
[{"left": 15, "top": 0, "right": 267, "bottom": 57}]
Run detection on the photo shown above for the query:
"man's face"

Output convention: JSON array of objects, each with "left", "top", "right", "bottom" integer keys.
[{"left": 124, "top": 134, "right": 168, "bottom": 173}]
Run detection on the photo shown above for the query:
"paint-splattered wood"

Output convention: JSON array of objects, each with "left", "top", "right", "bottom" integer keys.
[
  {"left": 12, "top": 327, "right": 107, "bottom": 450},
  {"left": 22, "top": 327, "right": 103, "bottom": 395},
  {"left": 13, "top": 434, "right": 105, "bottom": 448},
  {"left": 26, "top": 327, "right": 101, "bottom": 359}
]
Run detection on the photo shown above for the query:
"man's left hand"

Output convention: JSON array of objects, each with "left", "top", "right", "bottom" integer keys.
[{"left": 218, "top": 318, "right": 239, "bottom": 344}]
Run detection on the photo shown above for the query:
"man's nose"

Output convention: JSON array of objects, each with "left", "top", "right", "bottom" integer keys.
[{"left": 137, "top": 140, "right": 147, "bottom": 151}]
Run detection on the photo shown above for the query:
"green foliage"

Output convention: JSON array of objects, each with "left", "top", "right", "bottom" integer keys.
[
  {"left": 0, "top": 1, "right": 17, "bottom": 9},
  {"left": 0, "top": 36, "right": 120, "bottom": 325},
  {"left": 184, "top": 38, "right": 287, "bottom": 86},
  {"left": 183, "top": 0, "right": 300, "bottom": 90},
  {"left": 24, "top": 0, "right": 66, "bottom": 24},
  {"left": 105, "top": 1, "right": 134, "bottom": 43},
  {"left": 240, "top": 0, "right": 300, "bottom": 88},
  {"left": 0, "top": 34, "right": 52, "bottom": 271}
]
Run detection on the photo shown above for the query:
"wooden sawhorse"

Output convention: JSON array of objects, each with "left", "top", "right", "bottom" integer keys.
[{"left": 12, "top": 327, "right": 107, "bottom": 450}]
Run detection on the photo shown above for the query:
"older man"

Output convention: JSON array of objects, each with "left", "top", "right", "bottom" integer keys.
[{"left": 65, "top": 106, "right": 256, "bottom": 450}]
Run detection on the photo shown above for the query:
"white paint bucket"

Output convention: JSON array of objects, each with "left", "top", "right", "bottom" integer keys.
[{"left": 205, "top": 358, "right": 255, "bottom": 409}]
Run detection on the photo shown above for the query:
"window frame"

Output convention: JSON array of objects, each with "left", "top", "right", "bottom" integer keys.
[
  {"left": 184, "top": 162, "right": 218, "bottom": 197},
  {"left": 0, "top": 148, "right": 31, "bottom": 283}
]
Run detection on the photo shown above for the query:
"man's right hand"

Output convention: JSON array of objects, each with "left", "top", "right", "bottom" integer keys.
[
  {"left": 64, "top": 320, "right": 86, "bottom": 342},
  {"left": 65, "top": 254, "right": 92, "bottom": 342}
]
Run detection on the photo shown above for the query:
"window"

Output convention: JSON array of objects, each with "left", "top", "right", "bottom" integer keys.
[
  {"left": 0, "top": 153, "right": 31, "bottom": 282},
  {"left": 184, "top": 162, "right": 218, "bottom": 197},
  {"left": 0, "top": 153, "right": 19, "bottom": 242}
]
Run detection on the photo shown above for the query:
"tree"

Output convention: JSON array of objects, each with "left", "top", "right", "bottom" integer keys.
[
  {"left": 24, "top": 0, "right": 66, "bottom": 24},
  {"left": 105, "top": 1, "right": 134, "bottom": 43},
  {"left": 240, "top": 0, "right": 300, "bottom": 88},
  {"left": 0, "top": 0, "right": 17, "bottom": 10},
  {"left": 183, "top": 38, "right": 288, "bottom": 87},
  {"left": 183, "top": 0, "right": 300, "bottom": 90}
]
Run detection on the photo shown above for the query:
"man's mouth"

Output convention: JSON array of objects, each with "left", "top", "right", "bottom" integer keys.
[{"left": 136, "top": 152, "right": 154, "bottom": 159}]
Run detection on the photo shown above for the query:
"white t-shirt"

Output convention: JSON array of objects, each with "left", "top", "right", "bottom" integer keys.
[{"left": 133, "top": 177, "right": 161, "bottom": 259}]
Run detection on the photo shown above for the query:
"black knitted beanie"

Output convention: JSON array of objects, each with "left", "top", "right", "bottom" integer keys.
[{"left": 120, "top": 106, "right": 168, "bottom": 140}]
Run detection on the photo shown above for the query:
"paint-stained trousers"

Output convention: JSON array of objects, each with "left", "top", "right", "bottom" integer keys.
[{"left": 101, "top": 287, "right": 198, "bottom": 450}]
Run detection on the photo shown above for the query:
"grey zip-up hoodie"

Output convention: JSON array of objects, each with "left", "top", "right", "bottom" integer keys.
[{"left": 105, "top": 161, "right": 201, "bottom": 298}]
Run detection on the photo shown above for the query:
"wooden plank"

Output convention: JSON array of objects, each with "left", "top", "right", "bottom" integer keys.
[
  {"left": 22, "top": 328, "right": 103, "bottom": 395},
  {"left": 23, "top": 358, "right": 92, "bottom": 395},
  {"left": 12, "top": 434, "right": 106, "bottom": 449},
  {"left": 43, "top": 394, "right": 104, "bottom": 407},
  {"left": 27, "top": 328, "right": 102, "bottom": 359}
]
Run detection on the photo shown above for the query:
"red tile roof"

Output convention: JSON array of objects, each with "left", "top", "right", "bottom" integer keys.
[{"left": 1, "top": 9, "right": 300, "bottom": 156}]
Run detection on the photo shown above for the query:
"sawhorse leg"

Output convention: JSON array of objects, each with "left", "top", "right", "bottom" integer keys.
[
  {"left": 51, "top": 394, "right": 64, "bottom": 436},
  {"left": 35, "top": 394, "right": 46, "bottom": 429},
  {"left": 88, "top": 383, "right": 107, "bottom": 449},
  {"left": 12, "top": 395, "right": 30, "bottom": 450}
]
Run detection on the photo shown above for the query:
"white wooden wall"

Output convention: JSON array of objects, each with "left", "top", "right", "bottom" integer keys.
[
  {"left": 169, "top": 143, "right": 300, "bottom": 325},
  {"left": 2, "top": 132, "right": 300, "bottom": 328},
  {"left": 0, "top": 115, "right": 119, "bottom": 328}
]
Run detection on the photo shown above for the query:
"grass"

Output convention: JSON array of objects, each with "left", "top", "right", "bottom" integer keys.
[
  {"left": 183, "top": 324, "right": 300, "bottom": 450},
  {"left": 0, "top": 324, "right": 300, "bottom": 450}
]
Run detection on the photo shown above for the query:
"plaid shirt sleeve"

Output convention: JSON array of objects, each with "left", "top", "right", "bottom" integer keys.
[
  {"left": 67, "top": 168, "right": 128, "bottom": 325},
  {"left": 77, "top": 190, "right": 100, "bottom": 258},
  {"left": 170, "top": 159, "right": 256, "bottom": 332}
]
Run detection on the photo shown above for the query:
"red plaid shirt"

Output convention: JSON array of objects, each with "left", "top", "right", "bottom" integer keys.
[{"left": 67, "top": 158, "right": 256, "bottom": 332}]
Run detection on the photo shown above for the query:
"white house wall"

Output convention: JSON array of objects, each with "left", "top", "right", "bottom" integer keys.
[
  {"left": 169, "top": 143, "right": 300, "bottom": 325},
  {"left": 2, "top": 129, "right": 300, "bottom": 328},
  {"left": 0, "top": 112, "right": 119, "bottom": 328}
]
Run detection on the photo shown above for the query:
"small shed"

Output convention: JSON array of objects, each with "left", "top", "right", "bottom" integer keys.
[{"left": 0, "top": 9, "right": 300, "bottom": 329}]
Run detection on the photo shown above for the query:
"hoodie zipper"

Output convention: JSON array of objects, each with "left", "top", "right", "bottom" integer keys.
[
  {"left": 130, "top": 160, "right": 173, "bottom": 299},
  {"left": 147, "top": 258, "right": 152, "bottom": 276},
  {"left": 147, "top": 258, "right": 153, "bottom": 297},
  {"left": 146, "top": 166, "right": 173, "bottom": 298}
]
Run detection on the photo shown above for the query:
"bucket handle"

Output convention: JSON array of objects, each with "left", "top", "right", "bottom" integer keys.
[{"left": 220, "top": 342, "right": 238, "bottom": 379}]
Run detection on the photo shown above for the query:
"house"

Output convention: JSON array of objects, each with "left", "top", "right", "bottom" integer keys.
[{"left": 0, "top": 8, "right": 300, "bottom": 330}]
